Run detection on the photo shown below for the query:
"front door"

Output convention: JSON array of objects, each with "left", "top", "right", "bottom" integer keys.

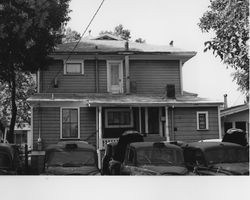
[
  {"left": 148, "top": 107, "right": 159, "bottom": 134},
  {"left": 107, "top": 60, "right": 123, "bottom": 94}
]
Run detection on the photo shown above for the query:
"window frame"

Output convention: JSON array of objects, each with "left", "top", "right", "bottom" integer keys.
[
  {"left": 196, "top": 111, "right": 209, "bottom": 130},
  {"left": 105, "top": 108, "right": 133, "bottom": 128},
  {"left": 63, "top": 60, "right": 84, "bottom": 75},
  {"left": 60, "top": 107, "right": 80, "bottom": 139}
]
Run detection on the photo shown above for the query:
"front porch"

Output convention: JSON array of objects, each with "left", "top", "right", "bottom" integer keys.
[{"left": 96, "top": 106, "right": 169, "bottom": 150}]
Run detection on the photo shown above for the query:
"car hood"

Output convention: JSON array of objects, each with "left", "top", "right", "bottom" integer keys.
[
  {"left": 140, "top": 165, "right": 188, "bottom": 175},
  {"left": 210, "top": 163, "right": 249, "bottom": 175},
  {"left": 45, "top": 166, "right": 100, "bottom": 175}
]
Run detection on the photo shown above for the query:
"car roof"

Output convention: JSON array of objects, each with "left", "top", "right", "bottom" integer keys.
[
  {"left": 183, "top": 142, "right": 243, "bottom": 151},
  {"left": 45, "top": 141, "right": 96, "bottom": 152},
  {"left": 129, "top": 141, "right": 183, "bottom": 150}
]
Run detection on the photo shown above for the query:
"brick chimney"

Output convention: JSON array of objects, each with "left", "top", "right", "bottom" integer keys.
[
  {"left": 125, "top": 40, "right": 129, "bottom": 51},
  {"left": 224, "top": 94, "right": 228, "bottom": 109}
]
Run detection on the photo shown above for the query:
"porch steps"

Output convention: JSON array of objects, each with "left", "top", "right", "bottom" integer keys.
[{"left": 143, "top": 135, "right": 166, "bottom": 142}]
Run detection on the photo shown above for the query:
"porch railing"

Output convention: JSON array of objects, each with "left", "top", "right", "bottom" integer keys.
[{"left": 100, "top": 138, "right": 119, "bottom": 150}]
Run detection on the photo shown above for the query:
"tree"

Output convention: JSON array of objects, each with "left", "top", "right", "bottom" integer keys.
[
  {"left": 0, "top": 72, "right": 36, "bottom": 142},
  {"left": 0, "top": 0, "right": 70, "bottom": 142},
  {"left": 62, "top": 27, "right": 81, "bottom": 43},
  {"left": 135, "top": 38, "right": 146, "bottom": 43},
  {"left": 100, "top": 24, "right": 131, "bottom": 40},
  {"left": 199, "top": 0, "right": 249, "bottom": 97}
]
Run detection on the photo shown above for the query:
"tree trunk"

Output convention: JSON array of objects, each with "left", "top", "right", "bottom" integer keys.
[
  {"left": 7, "top": 72, "right": 17, "bottom": 143},
  {"left": 0, "top": 121, "right": 5, "bottom": 137}
]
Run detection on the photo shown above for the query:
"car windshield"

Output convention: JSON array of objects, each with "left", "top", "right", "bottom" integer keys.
[
  {"left": 0, "top": 153, "right": 11, "bottom": 168},
  {"left": 47, "top": 150, "right": 96, "bottom": 167},
  {"left": 205, "top": 147, "right": 249, "bottom": 165},
  {"left": 136, "top": 147, "right": 184, "bottom": 166}
]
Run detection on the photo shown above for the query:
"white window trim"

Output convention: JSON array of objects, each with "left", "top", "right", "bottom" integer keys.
[
  {"left": 197, "top": 111, "right": 209, "bottom": 130},
  {"left": 60, "top": 107, "right": 80, "bottom": 139},
  {"left": 105, "top": 108, "right": 133, "bottom": 128},
  {"left": 64, "top": 59, "right": 84, "bottom": 75},
  {"left": 106, "top": 60, "right": 123, "bottom": 93}
]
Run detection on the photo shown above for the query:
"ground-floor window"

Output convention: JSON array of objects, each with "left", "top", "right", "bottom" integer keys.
[
  {"left": 105, "top": 108, "right": 133, "bottom": 128},
  {"left": 197, "top": 111, "right": 209, "bottom": 130},
  {"left": 60, "top": 108, "right": 80, "bottom": 139},
  {"left": 235, "top": 121, "right": 246, "bottom": 131}
]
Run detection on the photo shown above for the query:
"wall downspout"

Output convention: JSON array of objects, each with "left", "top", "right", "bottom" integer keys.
[
  {"left": 125, "top": 55, "right": 130, "bottom": 94},
  {"left": 37, "top": 104, "right": 42, "bottom": 150},
  {"left": 37, "top": 69, "right": 40, "bottom": 93},
  {"left": 179, "top": 60, "right": 183, "bottom": 95},
  {"left": 165, "top": 106, "right": 170, "bottom": 141}
]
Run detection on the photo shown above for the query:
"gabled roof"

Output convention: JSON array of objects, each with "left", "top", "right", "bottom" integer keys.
[
  {"left": 220, "top": 104, "right": 249, "bottom": 117},
  {"left": 54, "top": 34, "right": 196, "bottom": 61},
  {"left": 55, "top": 39, "right": 194, "bottom": 54}
]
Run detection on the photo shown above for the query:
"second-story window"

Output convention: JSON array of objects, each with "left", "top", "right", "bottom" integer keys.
[{"left": 64, "top": 60, "right": 84, "bottom": 75}]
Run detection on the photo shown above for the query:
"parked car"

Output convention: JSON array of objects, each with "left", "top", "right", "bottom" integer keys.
[
  {"left": 113, "top": 130, "right": 144, "bottom": 163},
  {"left": 110, "top": 141, "right": 189, "bottom": 175},
  {"left": 44, "top": 141, "right": 100, "bottom": 175},
  {"left": 222, "top": 128, "right": 248, "bottom": 146},
  {"left": 0, "top": 143, "right": 22, "bottom": 175},
  {"left": 182, "top": 142, "right": 249, "bottom": 175}
]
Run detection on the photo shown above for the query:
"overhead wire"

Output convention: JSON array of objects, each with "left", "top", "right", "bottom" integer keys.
[
  {"left": 64, "top": 0, "right": 105, "bottom": 63},
  {"left": 232, "top": 93, "right": 243, "bottom": 106},
  {"left": 44, "top": 0, "right": 106, "bottom": 93}
]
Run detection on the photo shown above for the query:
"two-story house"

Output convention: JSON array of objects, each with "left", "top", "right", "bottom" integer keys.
[{"left": 28, "top": 34, "right": 223, "bottom": 164}]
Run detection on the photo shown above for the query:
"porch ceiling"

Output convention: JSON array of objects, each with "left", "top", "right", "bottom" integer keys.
[{"left": 28, "top": 93, "right": 223, "bottom": 107}]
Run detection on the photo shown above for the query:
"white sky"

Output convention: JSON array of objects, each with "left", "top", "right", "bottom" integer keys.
[{"left": 66, "top": 0, "right": 246, "bottom": 107}]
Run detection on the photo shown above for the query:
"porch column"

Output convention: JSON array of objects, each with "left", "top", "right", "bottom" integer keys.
[
  {"left": 97, "top": 106, "right": 102, "bottom": 169},
  {"left": 145, "top": 107, "right": 149, "bottom": 134},
  {"left": 165, "top": 106, "right": 170, "bottom": 141},
  {"left": 159, "top": 107, "right": 163, "bottom": 137},
  {"left": 139, "top": 107, "right": 142, "bottom": 133},
  {"left": 31, "top": 106, "right": 34, "bottom": 150},
  {"left": 98, "top": 106, "right": 103, "bottom": 149}
]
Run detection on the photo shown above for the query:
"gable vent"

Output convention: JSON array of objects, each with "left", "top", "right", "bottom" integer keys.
[{"left": 166, "top": 84, "right": 175, "bottom": 98}]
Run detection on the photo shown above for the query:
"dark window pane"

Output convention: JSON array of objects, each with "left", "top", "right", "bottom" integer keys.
[
  {"left": 235, "top": 121, "right": 246, "bottom": 131},
  {"left": 71, "top": 123, "right": 78, "bottom": 137},
  {"left": 224, "top": 122, "right": 233, "bottom": 133},
  {"left": 62, "top": 110, "right": 70, "bottom": 123},
  {"left": 62, "top": 124, "right": 71, "bottom": 138},
  {"left": 71, "top": 109, "right": 78, "bottom": 123}
]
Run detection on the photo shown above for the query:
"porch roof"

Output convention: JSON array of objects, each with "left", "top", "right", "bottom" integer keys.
[{"left": 28, "top": 93, "right": 223, "bottom": 107}]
